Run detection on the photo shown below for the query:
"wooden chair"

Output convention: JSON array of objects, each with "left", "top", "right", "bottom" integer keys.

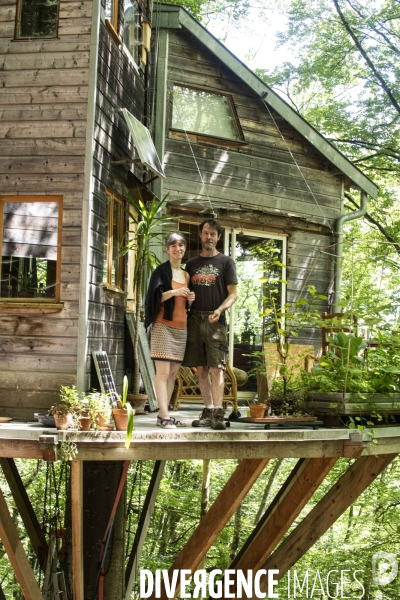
[
  {"left": 171, "top": 363, "right": 247, "bottom": 412},
  {"left": 321, "top": 312, "right": 358, "bottom": 353}
]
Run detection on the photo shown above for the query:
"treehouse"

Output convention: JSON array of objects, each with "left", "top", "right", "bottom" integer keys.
[
  {"left": 0, "top": 1, "right": 396, "bottom": 600},
  {"left": 0, "top": 0, "right": 378, "bottom": 417}
]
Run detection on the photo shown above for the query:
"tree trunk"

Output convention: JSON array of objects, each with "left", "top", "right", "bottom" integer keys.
[
  {"left": 254, "top": 459, "right": 283, "bottom": 525},
  {"left": 83, "top": 462, "right": 126, "bottom": 599}
]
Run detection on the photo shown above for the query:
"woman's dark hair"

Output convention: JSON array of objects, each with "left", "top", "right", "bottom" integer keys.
[
  {"left": 165, "top": 232, "right": 187, "bottom": 248},
  {"left": 199, "top": 218, "right": 222, "bottom": 235}
]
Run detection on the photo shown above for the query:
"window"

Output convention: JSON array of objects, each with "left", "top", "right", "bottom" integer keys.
[
  {"left": 123, "top": 0, "right": 142, "bottom": 65},
  {"left": 103, "top": 190, "right": 125, "bottom": 290},
  {"left": 172, "top": 85, "right": 242, "bottom": 141},
  {"left": 105, "top": 0, "right": 144, "bottom": 65},
  {"left": 0, "top": 196, "right": 62, "bottom": 301},
  {"left": 15, "top": 0, "right": 59, "bottom": 39}
]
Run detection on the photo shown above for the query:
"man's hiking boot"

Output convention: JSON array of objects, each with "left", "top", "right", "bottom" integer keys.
[
  {"left": 211, "top": 407, "right": 226, "bottom": 430},
  {"left": 192, "top": 407, "right": 213, "bottom": 427}
]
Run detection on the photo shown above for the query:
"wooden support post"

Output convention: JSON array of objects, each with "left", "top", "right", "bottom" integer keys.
[
  {"left": 152, "top": 458, "right": 269, "bottom": 600},
  {"left": 255, "top": 454, "right": 396, "bottom": 597},
  {"left": 230, "top": 457, "right": 338, "bottom": 574},
  {"left": 125, "top": 461, "right": 166, "bottom": 600},
  {"left": 0, "top": 458, "right": 46, "bottom": 566},
  {"left": 0, "top": 485, "right": 43, "bottom": 600},
  {"left": 71, "top": 460, "right": 84, "bottom": 600}
]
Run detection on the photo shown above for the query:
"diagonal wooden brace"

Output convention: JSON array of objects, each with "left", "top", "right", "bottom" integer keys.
[
  {"left": 230, "top": 457, "right": 338, "bottom": 575},
  {"left": 0, "top": 485, "right": 43, "bottom": 600},
  {"left": 254, "top": 453, "right": 397, "bottom": 597},
  {"left": 151, "top": 458, "right": 269, "bottom": 600}
]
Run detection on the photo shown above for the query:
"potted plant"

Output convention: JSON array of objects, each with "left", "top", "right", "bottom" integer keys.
[
  {"left": 247, "top": 394, "right": 267, "bottom": 418},
  {"left": 119, "top": 193, "right": 181, "bottom": 398},
  {"left": 306, "top": 328, "right": 400, "bottom": 423},
  {"left": 50, "top": 385, "right": 82, "bottom": 430},
  {"left": 112, "top": 376, "right": 135, "bottom": 448},
  {"left": 85, "top": 390, "right": 112, "bottom": 429}
]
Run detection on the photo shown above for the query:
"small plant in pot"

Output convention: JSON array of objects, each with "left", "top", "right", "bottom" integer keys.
[
  {"left": 248, "top": 394, "right": 267, "bottom": 419},
  {"left": 85, "top": 390, "right": 112, "bottom": 430},
  {"left": 50, "top": 385, "right": 82, "bottom": 430},
  {"left": 112, "top": 376, "right": 135, "bottom": 447}
]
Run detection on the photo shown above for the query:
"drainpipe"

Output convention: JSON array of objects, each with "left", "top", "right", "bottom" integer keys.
[{"left": 333, "top": 189, "right": 368, "bottom": 312}]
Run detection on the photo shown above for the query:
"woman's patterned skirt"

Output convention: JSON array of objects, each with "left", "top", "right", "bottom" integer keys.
[{"left": 150, "top": 322, "right": 187, "bottom": 363}]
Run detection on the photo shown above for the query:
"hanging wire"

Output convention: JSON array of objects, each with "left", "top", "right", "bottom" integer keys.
[
  {"left": 262, "top": 100, "right": 335, "bottom": 235},
  {"left": 182, "top": 128, "right": 217, "bottom": 217}
]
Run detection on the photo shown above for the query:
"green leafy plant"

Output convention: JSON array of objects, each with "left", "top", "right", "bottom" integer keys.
[{"left": 119, "top": 193, "right": 182, "bottom": 395}]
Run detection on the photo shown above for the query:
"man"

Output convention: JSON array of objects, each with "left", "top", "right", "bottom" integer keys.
[{"left": 183, "top": 218, "right": 238, "bottom": 430}]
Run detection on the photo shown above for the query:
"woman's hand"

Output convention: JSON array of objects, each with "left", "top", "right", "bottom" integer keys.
[
  {"left": 187, "top": 291, "right": 195, "bottom": 303},
  {"left": 174, "top": 287, "right": 191, "bottom": 297}
]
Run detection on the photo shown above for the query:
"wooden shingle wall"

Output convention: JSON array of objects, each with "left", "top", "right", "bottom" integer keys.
[
  {"left": 85, "top": 19, "right": 148, "bottom": 392},
  {"left": 164, "top": 30, "right": 340, "bottom": 329},
  {"left": 0, "top": 0, "right": 91, "bottom": 418}
]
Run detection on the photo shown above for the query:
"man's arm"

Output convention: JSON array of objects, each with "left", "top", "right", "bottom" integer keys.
[{"left": 209, "top": 284, "right": 238, "bottom": 323}]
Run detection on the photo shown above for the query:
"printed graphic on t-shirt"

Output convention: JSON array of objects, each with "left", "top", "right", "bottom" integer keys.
[{"left": 191, "top": 265, "right": 220, "bottom": 286}]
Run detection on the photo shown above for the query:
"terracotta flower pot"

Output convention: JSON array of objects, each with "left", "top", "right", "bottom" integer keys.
[
  {"left": 78, "top": 416, "right": 91, "bottom": 431},
  {"left": 127, "top": 394, "right": 148, "bottom": 414},
  {"left": 249, "top": 403, "right": 267, "bottom": 419},
  {"left": 112, "top": 408, "right": 135, "bottom": 431},
  {"left": 54, "top": 413, "right": 72, "bottom": 430},
  {"left": 95, "top": 411, "right": 110, "bottom": 428}
]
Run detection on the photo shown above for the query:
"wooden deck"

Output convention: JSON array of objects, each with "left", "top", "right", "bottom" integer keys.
[{"left": 0, "top": 405, "right": 399, "bottom": 461}]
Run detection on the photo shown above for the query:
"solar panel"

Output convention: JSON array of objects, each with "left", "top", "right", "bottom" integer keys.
[
  {"left": 120, "top": 108, "right": 166, "bottom": 179},
  {"left": 92, "top": 351, "right": 119, "bottom": 408}
]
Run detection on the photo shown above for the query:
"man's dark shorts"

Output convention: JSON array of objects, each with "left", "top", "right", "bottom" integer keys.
[{"left": 183, "top": 310, "right": 228, "bottom": 369}]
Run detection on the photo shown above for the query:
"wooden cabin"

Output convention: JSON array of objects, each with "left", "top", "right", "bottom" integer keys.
[{"left": 0, "top": 0, "right": 378, "bottom": 418}]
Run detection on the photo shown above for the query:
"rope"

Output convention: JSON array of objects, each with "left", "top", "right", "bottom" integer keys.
[
  {"left": 262, "top": 99, "right": 335, "bottom": 235},
  {"left": 183, "top": 128, "right": 216, "bottom": 217}
]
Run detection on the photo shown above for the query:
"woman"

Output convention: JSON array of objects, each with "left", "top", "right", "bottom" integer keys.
[{"left": 145, "top": 232, "right": 195, "bottom": 428}]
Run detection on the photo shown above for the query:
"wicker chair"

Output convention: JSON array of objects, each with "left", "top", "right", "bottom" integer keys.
[{"left": 171, "top": 363, "right": 248, "bottom": 412}]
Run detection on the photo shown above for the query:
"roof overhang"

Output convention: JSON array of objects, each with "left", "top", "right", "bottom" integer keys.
[{"left": 156, "top": 3, "right": 378, "bottom": 200}]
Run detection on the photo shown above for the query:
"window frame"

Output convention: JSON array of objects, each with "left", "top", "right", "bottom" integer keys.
[
  {"left": 170, "top": 84, "right": 245, "bottom": 143},
  {"left": 104, "top": 0, "right": 145, "bottom": 67},
  {"left": 0, "top": 195, "right": 63, "bottom": 303},
  {"left": 14, "top": 0, "right": 60, "bottom": 40},
  {"left": 103, "top": 189, "right": 126, "bottom": 292}
]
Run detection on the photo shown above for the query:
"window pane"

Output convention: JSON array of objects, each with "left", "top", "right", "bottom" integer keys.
[
  {"left": 1, "top": 201, "right": 59, "bottom": 298},
  {"left": 17, "top": 0, "right": 59, "bottom": 39},
  {"left": 123, "top": 0, "right": 141, "bottom": 64},
  {"left": 172, "top": 86, "right": 240, "bottom": 140},
  {"left": 104, "top": 0, "right": 113, "bottom": 20},
  {"left": 103, "top": 200, "right": 110, "bottom": 283}
]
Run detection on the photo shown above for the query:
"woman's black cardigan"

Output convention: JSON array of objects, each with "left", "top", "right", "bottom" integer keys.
[{"left": 145, "top": 261, "right": 185, "bottom": 330}]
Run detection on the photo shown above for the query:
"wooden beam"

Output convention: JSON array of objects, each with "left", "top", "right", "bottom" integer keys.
[
  {"left": 125, "top": 461, "right": 166, "bottom": 600},
  {"left": 230, "top": 457, "right": 338, "bottom": 575},
  {"left": 254, "top": 454, "right": 397, "bottom": 597},
  {"left": 0, "top": 458, "right": 46, "bottom": 566},
  {"left": 71, "top": 460, "right": 84, "bottom": 600},
  {"left": 151, "top": 458, "right": 269, "bottom": 600},
  {"left": 0, "top": 485, "right": 43, "bottom": 600}
]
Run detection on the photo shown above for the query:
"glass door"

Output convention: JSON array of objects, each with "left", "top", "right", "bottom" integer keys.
[{"left": 225, "top": 229, "right": 287, "bottom": 394}]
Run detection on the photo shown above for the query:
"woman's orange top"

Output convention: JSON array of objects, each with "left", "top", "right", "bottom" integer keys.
[{"left": 154, "top": 280, "right": 187, "bottom": 329}]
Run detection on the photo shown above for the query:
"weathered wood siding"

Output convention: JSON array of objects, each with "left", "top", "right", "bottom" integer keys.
[
  {"left": 164, "top": 31, "right": 342, "bottom": 226},
  {"left": 86, "top": 17, "right": 149, "bottom": 392},
  {"left": 0, "top": 0, "right": 90, "bottom": 418},
  {"left": 163, "top": 30, "right": 339, "bottom": 337}
]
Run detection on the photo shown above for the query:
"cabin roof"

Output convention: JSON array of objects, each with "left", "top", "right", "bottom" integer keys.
[{"left": 157, "top": 3, "right": 378, "bottom": 200}]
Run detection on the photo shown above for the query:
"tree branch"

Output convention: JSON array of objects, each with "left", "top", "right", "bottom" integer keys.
[
  {"left": 333, "top": 0, "right": 400, "bottom": 116},
  {"left": 345, "top": 193, "right": 400, "bottom": 256}
]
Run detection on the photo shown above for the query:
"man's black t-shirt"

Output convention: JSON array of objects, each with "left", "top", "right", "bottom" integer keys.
[{"left": 185, "top": 253, "right": 238, "bottom": 324}]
